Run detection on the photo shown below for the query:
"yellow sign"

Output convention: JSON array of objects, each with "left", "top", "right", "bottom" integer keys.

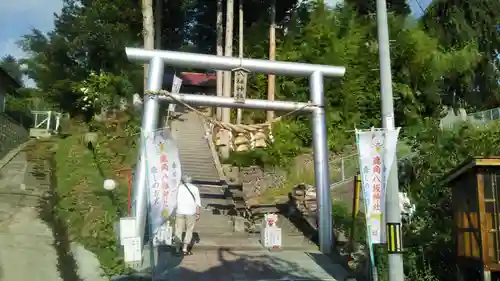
[{"left": 386, "top": 223, "right": 402, "bottom": 253}]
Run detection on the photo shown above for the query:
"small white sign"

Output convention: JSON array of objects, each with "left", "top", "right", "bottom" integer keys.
[
  {"left": 172, "top": 75, "right": 182, "bottom": 94},
  {"left": 260, "top": 214, "right": 282, "bottom": 248},
  {"left": 119, "top": 217, "right": 137, "bottom": 245},
  {"left": 123, "top": 236, "right": 142, "bottom": 263},
  {"left": 260, "top": 226, "right": 282, "bottom": 248},
  {"left": 168, "top": 75, "right": 183, "bottom": 113}
]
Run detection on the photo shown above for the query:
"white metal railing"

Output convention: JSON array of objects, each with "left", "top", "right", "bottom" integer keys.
[
  {"left": 31, "top": 110, "right": 62, "bottom": 132},
  {"left": 468, "top": 107, "right": 500, "bottom": 124},
  {"left": 330, "top": 153, "right": 360, "bottom": 185},
  {"left": 330, "top": 152, "right": 416, "bottom": 187}
]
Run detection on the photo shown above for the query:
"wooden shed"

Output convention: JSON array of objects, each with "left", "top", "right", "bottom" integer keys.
[{"left": 443, "top": 157, "right": 500, "bottom": 281}]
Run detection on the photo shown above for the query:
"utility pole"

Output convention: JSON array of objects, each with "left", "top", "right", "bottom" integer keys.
[
  {"left": 142, "top": 0, "right": 154, "bottom": 89},
  {"left": 221, "top": 0, "right": 234, "bottom": 158},
  {"left": 216, "top": 0, "right": 223, "bottom": 120},
  {"left": 235, "top": 0, "right": 245, "bottom": 124},
  {"left": 266, "top": 0, "right": 276, "bottom": 122},
  {"left": 375, "top": 0, "right": 405, "bottom": 279}
]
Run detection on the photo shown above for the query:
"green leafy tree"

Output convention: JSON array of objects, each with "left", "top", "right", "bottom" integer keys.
[
  {"left": 18, "top": 0, "right": 143, "bottom": 114},
  {"left": 188, "top": 0, "right": 304, "bottom": 54},
  {"left": 0, "top": 55, "right": 24, "bottom": 86},
  {"left": 345, "top": 0, "right": 411, "bottom": 16},
  {"left": 422, "top": 0, "right": 500, "bottom": 109},
  {"left": 241, "top": 3, "right": 479, "bottom": 155}
]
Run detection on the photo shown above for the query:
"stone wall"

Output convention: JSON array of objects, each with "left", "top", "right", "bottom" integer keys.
[{"left": 0, "top": 113, "right": 29, "bottom": 159}]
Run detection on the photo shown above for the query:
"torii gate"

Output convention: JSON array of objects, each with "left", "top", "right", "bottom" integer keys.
[{"left": 126, "top": 47, "right": 346, "bottom": 254}]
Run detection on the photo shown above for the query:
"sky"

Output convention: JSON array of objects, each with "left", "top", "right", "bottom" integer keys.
[
  {"left": 0, "top": 0, "right": 63, "bottom": 59},
  {"left": 0, "top": 0, "right": 432, "bottom": 62}
]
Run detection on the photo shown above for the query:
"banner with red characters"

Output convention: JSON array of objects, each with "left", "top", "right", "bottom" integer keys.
[
  {"left": 143, "top": 128, "right": 182, "bottom": 241},
  {"left": 355, "top": 127, "right": 400, "bottom": 244}
]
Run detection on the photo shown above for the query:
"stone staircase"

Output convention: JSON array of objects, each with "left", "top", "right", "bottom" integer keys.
[
  {"left": 170, "top": 107, "right": 235, "bottom": 238},
  {"left": 168, "top": 107, "right": 318, "bottom": 250}
]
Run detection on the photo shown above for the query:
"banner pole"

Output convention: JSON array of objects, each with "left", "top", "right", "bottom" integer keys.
[{"left": 375, "top": 0, "right": 405, "bottom": 277}]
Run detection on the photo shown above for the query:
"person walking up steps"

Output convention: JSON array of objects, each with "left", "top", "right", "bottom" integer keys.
[{"left": 174, "top": 174, "right": 201, "bottom": 256}]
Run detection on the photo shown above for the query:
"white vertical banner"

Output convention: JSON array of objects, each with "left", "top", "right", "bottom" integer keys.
[
  {"left": 168, "top": 75, "right": 183, "bottom": 112},
  {"left": 355, "top": 127, "right": 400, "bottom": 244},
  {"left": 143, "top": 128, "right": 182, "bottom": 240}
]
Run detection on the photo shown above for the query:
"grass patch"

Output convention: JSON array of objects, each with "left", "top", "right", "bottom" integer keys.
[
  {"left": 53, "top": 112, "right": 140, "bottom": 276},
  {"left": 332, "top": 202, "right": 367, "bottom": 244}
]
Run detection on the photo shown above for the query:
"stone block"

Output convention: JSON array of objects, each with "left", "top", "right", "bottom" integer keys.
[{"left": 233, "top": 216, "right": 246, "bottom": 233}]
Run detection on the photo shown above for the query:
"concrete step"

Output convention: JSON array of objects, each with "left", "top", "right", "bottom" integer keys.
[
  {"left": 179, "top": 148, "right": 212, "bottom": 154},
  {"left": 182, "top": 170, "right": 219, "bottom": 179},
  {"left": 196, "top": 220, "right": 233, "bottom": 232},
  {"left": 175, "top": 133, "right": 206, "bottom": 137},
  {"left": 179, "top": 148, "right": 209, "bottom": 152},
  {"left": 181, "top": 165, "right": 218, "bottom": 173},
  {"left": 201, "top": 198, "right": 233, "bottom": 209},
  {"left": 180, "top": 157, "right": 216, "bottom": 163},
  {"left": 185, "top": 170, "right": 219, "bottom": 175},
  {"left": 176, "top": 136, "right": 209, "bottom": 142},
  {"left": 179, "top": 155, "right": 216, "bottom": 163},
  {"left": 198, "top": 185, "right": 224, "bottom": 195},
  {"left": 191, "top": 232, "right": 318, "bottom": 251},
  {"left": 179, "top": 149, "right": 211, "bottom": 154}
]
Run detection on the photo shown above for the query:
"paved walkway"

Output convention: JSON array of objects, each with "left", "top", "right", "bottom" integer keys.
[
  {"left": 122, "top": 232, "right": 353, "bottom": 281},
  {"left": 155, "top": 249, "right": 351, "bottom": 281},
  {"left": 117, "top": 245, "right": 352, "bottom": 281},
  {"left": 0, "top": 145, "right": 64, "bottom": 281}
]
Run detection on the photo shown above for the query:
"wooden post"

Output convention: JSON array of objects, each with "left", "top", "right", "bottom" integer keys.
[
  {"left": 235, "top": 0, "right": 245, "bottom": 125},
  {"left": 216, "top": 0, "right": 223, "bottom": 120},
  {"left": 266, "top": 0, "right": 276, "bottom": 122},
  {"left": 349, "top": 175, "right": 361, "bottom": 250},
  {"left": 477, "top": 172, "right": 490, "bottom": 268}
]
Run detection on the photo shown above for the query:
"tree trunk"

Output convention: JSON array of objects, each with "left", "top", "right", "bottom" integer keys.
[
  {"left": 266, "top": 0, "right": 276, "bottom": 122},
  {"left": 221, "top": 0, "right": 234, "bottom": 159},
  {"left": 216, "top": 0, "right": 224, "bottom": 120},
  {"left": 154, "top": 0, "right": 162, "bottom": 49},
  {"left": 142, "top": 0, "right": 155, "bottom": 90}
]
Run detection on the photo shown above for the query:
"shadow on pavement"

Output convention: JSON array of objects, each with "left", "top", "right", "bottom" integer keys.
[{"left": 113, "top": 247, "right": 353, "bottom": 281}]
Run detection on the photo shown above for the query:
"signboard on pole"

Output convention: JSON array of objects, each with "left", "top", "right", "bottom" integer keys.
[
  {"left": 168, "top": 75, "right": 183, "bottom": 112},
  {"left": 355, "top": 127, "right": 400, "bottom": 244},
  {"left": 143, "top": 128, "right": 182, "bottom": 241}
]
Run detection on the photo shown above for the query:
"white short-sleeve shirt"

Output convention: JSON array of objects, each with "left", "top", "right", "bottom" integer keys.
[{"left": 176, "top": 182, "right": 201, "bottom": 215}]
